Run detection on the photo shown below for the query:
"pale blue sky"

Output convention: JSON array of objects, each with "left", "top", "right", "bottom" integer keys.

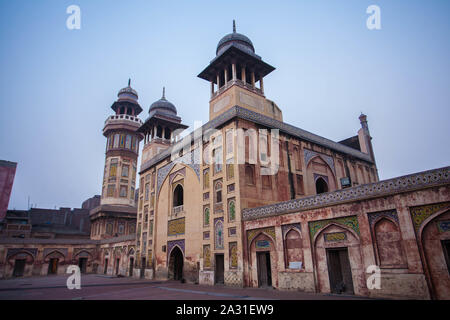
[{"left": 1, "top": 0, "right": 449, "bottom": 210}]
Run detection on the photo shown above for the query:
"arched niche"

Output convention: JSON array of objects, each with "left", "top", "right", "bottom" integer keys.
[
  {"left": 373, "top": 217, "right": 407, "bottom": 268},
  {"left": 313, "top": 223, "right": 365, "bottom": 296},
  {"left": 306, "top": 156, "right": 337, "bottom": 194},
  {"left": 284, "top": 229, "right": 303, "bottom": 269},
  {"left": 249, "top": 232, "right": 278, "bottom": 288}
]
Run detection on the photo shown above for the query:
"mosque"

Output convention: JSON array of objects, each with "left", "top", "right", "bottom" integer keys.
[{"left": 0, "top": 22, "right": 449, "bottom": 300}]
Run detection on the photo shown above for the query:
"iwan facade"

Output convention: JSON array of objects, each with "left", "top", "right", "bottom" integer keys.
[{"left": 135, "top": 22, "right": 382, "bottom": 288}]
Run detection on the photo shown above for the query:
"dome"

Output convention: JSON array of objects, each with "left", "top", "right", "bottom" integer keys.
[
  {"left": 216, "top": 21, "right": 255, "bottom": 56},
  {"left": 149, "top": 87, "right": 177, "bottom": 116},
  {"left": 118, "top": 79, "right": 138, "bottom": 102}
]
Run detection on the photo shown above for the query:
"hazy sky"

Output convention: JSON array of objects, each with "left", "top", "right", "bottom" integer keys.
[{"left": 1, "top": 0, "right": 449, "bottom": 210}]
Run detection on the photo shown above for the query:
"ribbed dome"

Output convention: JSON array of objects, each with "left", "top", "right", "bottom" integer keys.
[
  {"left": 216, "top": 20, "right": 255, "bottom": 56},
  {"left": 149, "top": 87, "right": 177, "bottom": 116},
  {"left": 117, "top": 79, "right": 138, "bottom": 102}
]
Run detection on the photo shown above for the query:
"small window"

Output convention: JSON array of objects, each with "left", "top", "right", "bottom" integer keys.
[
  {"left": 245, "top": 164, "right": 255, "bottom": 185},
  {"left": 119, "top": 185, "right": 128, "bottom": 197},
  {"left": 173, "top": 184, "right": 184, "bottom": 207},
  {"left": 315, "top": 177, "right": 328, "bottom": 194},
  {"left": 122, "top": 165, "right": 129, "bottom": 177},
  {"left": 215, "top": 181, "right": 223, "bottom": 204}
]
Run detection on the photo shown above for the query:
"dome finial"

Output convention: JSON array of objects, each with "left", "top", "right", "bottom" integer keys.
[
  {"left": 128, "top": 78, "right": 131, "bottom": 87},
  {"left": 233, "top": 20, "right": 236, "bottom": 33},
  {"left": 162, "top": 87, "right": 166, "bottom": 99}
]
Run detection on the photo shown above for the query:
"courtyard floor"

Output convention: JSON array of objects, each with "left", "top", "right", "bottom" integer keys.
[{"left": 0, "top": 274, "right": 370, "bottom": 300}]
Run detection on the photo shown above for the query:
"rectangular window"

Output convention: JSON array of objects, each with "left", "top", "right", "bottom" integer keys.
[
  {"left": 125, "top": 135, "right": 131, "bottom": 149},
  {"left": 226, "top": 129, "right": 233, "bottom": 155},
  {"left": 107, "top": 185, "right": 115, "bottom": 197},
  {"left": 213, "top": 147, "right": 223, "bottom": 174},
  {"left": 122, "top": 165, "right": 129, "bottom": 177},
  {"left": 120, "top": 185, "right": 128, "bottom": 197},
  {"left": 110, "top": 163, "right": 117, "bottom": 177},
  {"left": 113, "top": 134, "right": 119, "bottom": 148},
  {"left": 145, "top": 183, "right": 150, "bottom": 201},
  {"left": 259, "top": 133, "right": 268, "bottom": 163}
]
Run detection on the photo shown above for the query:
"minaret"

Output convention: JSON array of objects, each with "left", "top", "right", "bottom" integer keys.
[
  {"left": 198, "top": 20, "right": 281, "bottom": 121},
  {"left": 358, "top": 113, "right": 376, "bottom": 164},
  {"left": 90, "top": 80, "right": 144, "bottom": 241},
  {"left": 138, "top": 87, "right": 188, "bottom": 168},
  {"left": 101, "top": 80, "right": 144, "bottom": 206}
]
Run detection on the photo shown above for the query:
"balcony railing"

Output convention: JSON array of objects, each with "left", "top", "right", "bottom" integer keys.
[
  {"left": 170, "top": 205, "right": 185, "bottom": 220},
  {"left": 105, "top": 114, "right": 143, "bottom": 125},
  {"left": 212, "top": 79, "right": 263, "bottom": 99}
]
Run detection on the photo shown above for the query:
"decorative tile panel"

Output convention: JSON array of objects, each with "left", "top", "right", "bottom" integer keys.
[
  {"left": 247, "top": 227, "right": 276, "bottom": 244},
  {"left": 304, "top": 149, "right": 336, "bottom": 176},
  {"left": 410, "top": 202, "right": 450, "bottom": 233},
  {"left": 367, "top": 209, "right": 399, "bottom": 227},
  {"left": 43, "top": 248, "right": 68, "bottom": 258},
  {"left": 7, "top": 248, "right": 38, "bottom": 259},
  {"left": 156, "top": 148, "right": 200, "bottom": 196},
  {"left": 214, "top": 217, "right": 224, "bottom": 250},
  {"left": 167, "top": 239, "right": 185, "bottom": 259},
  {"left": 203, "top": 245, "right": 211, "bottom": 269},
  {"left": 282, "top": 223, "right": 302, "bottom": 238},
  {"left": 229, "top": 242, "right": 238, "bottom": 268},
  {"left": 168, "top": 218, "right": 185, "bottom": 236},
  {"left": 256, "top": 240, "right": 271, "bottom": 248},
  {"left": 309, "top": 215, "right": 359, "bottom": 239},
  {"left": 324, "top": 232, "right": 347, "bottom": 242},
  {"left": 437, "top": 220, "right": 450, "bottom": 233}
]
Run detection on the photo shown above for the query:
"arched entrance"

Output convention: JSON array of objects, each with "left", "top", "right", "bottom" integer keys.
[
  {"left": 420, "top": 208, "right": 450, "bottom": 299},
  {"left": 168, "top": 246, "right": 183, "bottom": 281},
  {"left": 316, "top": 177, "right": 328, "bottom": 194},
  {"left": 249, "top": 233, "right": 277, "bottom": 288},
  {"left": 313, "top": 223, "right": 365, "bottom": 296}
]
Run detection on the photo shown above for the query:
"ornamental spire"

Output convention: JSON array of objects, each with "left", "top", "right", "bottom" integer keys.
[
  {"left": 233, "top": 20, "right": 236, "bottom": 33},
  {"left": 162, "top": 87, "right": 166, "bottom": 99},
  {"left": 128, "top": 78, "right": 131, "bottom": 87}
]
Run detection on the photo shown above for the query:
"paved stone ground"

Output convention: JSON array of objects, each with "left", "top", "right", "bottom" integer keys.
[{"left": 0, "top": 274, "right": 370, "bottom": 300}]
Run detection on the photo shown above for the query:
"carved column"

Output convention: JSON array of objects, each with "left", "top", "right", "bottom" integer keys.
[
  {"left": 232, "top": 63, "right": 237, "bottom": 81},
  {"left": 260, "top": 75, "right": 264, "bottom": 94}
]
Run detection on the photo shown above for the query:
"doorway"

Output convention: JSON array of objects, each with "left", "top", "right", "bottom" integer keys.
[
  {"left": 129, "top": 258, "right": 134, "bottom": 277},
  {"left": 13, "top": 259, "right": 26, "bottom": 277},
  {"left": 215, "top": 254, "right": 224, "bottom": 284},
  {"left": 169, "top": 247, "right": 184, "bottom": 281},
  {"left": 140, "top": 257, "right": 146, "bottom": 278},
  {"left": 256, "top": 252, "right": 272, "bottom": 287},
  {"left": 104, "top": 259, "right": 108, "bottom": 274},
  {"left": 326, "top": 247, "right": 354, "bottom": 294},
  {"left": 48, "top": 258, "right": 58, "bottom": 275},
  {"left": 78, "top": 258, "right": 88, "bottom": 274},
  {"left": 115, "top": 258, "right": 120, "bottom": 275}
]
